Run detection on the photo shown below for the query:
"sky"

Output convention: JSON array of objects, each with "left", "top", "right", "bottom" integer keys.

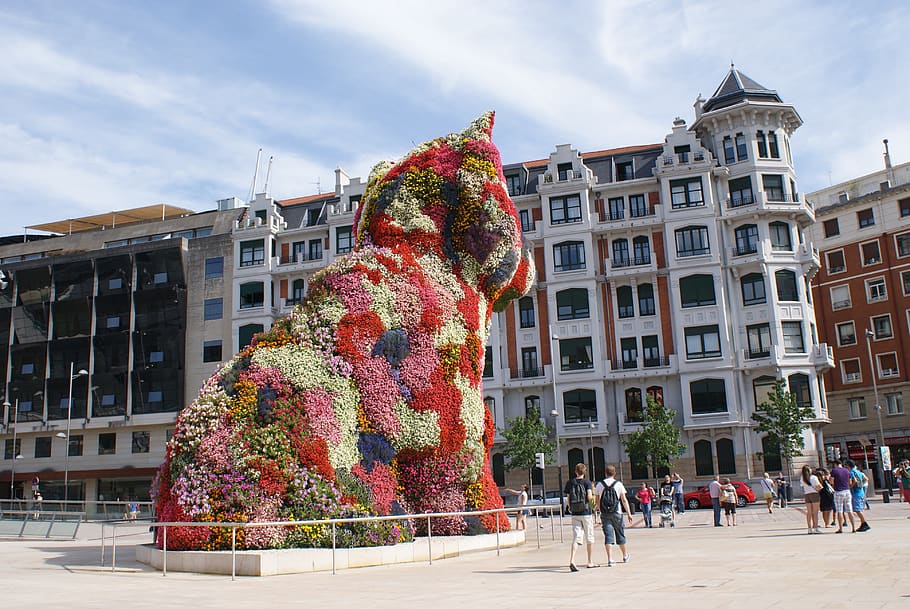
[{"left": 2, "top": 0, "right": 909, "bottom": 233}]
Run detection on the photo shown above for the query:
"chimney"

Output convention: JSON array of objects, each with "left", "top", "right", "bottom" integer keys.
[
  {"left": 883, "top": 139, "right": 895, "bottom": 188},
  {"left": 335, "top": 167, "right": 351, "bottom": 196}
]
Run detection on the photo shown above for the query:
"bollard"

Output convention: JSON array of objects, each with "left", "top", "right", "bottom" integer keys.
[
  {"left": 111, "top": 524, "right": 117, "bottom": 573},
  {"left": 231, "top": 526, "right": 236, "bottom": 581},
  {"left": 426, "top": 515, "right": 432, "bottom": 565},
  {"left": 332, "top": 522, "right": 337, "bottom": 575},
  {"left": 162, "top": 526, "right": 167, "bottom": 576}
]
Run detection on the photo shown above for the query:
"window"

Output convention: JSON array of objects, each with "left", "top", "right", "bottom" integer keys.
[
  {"left": 734, "top": 224, "right": 759, "bottom": 255},
  {"left": 506, "top": 174, "right": 522, "bottom": 197},
  {"left": 775, "top": 270, "right": 798, "bottom": 301},
  {"left": 238, "top": 323, "right": 264, "bottom": 349},
  {"left": 642, "top": 335, "right": 660, "bottom": 367},
  {"left": 35, "top": 436, "right": 51, "bottom": 458},
  {"left": 617, "top": 286, "right": 635, "bottom": 318},
  {"left": 826, "top": 250, "right": 846, "bottom": 273},
  {"left": 524, "top": 395, "right": 540, "bottom": 417},
  {"left": 521, "top": 348, "right": 539, "bottom": 377},
  {"left": 647, "top": 385, "right": 664, "bottom": 405},
  {"left": 861, "top": 241, "right": 881, "bottom": 265},
  {"left": 308, "top": 239, "right": 323, "bottom": 261},
  {"left": 239, "top": 282, "right": 264, "bottom": 309},
  {"left": 848, "top": 397, "right": 867, "bottom": 420},
  {"left": 717, "top": 438, "right": 736, "bottom": 475},
  {"left": 629, "top": 194, "right": 648, "bottom": 217},
  {"left": 836, "top": 321, "right": 857, "bottom": 346},
  {"left": 518, "top": 297, "right": 535, "bottom": 328},
  {"left": 204, "top": 257, "right": 224, "bottom": 279},
  {"left": 756, "top": 130, "right": 768, "bottom": 158},
  {"left": 762, "top": 435, "right": 782, "bottom": 472},
  {"left": 553, "top": 241, "right": 586, "bottom": 271},
  {"left": 766, "top": 131, "right": 780, "bottom": 158},
  {"left": 685, "top": 325, "right": 721, "bottom": 359},
  {"left": 886, "top": 393, "right": 904, "bottom": 415},
  {"left": 638, "top": 283, "right": 655, "bottom": 316},
  {"left": 782, "top": 321, "right": 805, "bottom": 353},
  {"left": 563, "top": 389, "right": 597, "bottom": 423},
  {"left": 723, "top": 136, "right": 735, "bottom": 164},
  {"left": 621, "top": 337, "right": 638, "bottom": 369},
  {"left": 203, "top": 340, "right": 222, "bottom": 363},
  {"left": 670, "top": 178, "right": 704, "bottom": 208},
  {"left": 132, "top": 431, "right": 150, "bottom": 454},
  {"left": 559, "top": 338, "right": 594, "bottom": 371},
  {"left": 762, "top": 174, "right": 784, "bottom": 201},
  {"left": 608, "top": 197, "right": 624, "bottom": 220},
  {"left": 292, "top": 241, "right": 306, "bottom": 263},
  {"left": 557, "top": 162, "right": 573, "bottom": 181},
  {"left": 729, "top": 176, "right": 753, "bottom": 207},
  {"left": 903, "top": 271, "right": 910, "bottom": 296},
  {"left": 741, "top": 273, "right": 766, "bottom": 305},
  {"left": 823, "top": 218, "right": 840, "bottom": 238},
  {"left": 612, "top": 239, "right": 630, "bottom": 267},
  {"left": 867, "top": 278, "right": 887, "bottom": 302},
  {"left": 746, "top": 324, "right": 772, "bottom": 358},
  {"left": 625, "top": 388, "right": 644, "bottom": 423},
  {"left": 841, "top": 359, "right": 861, "bottom": 384},
  {"left": 99, "top": 433, "right": 117, "bottom": 455},
  {"left": 877, "top": 352, "right": 899, "bottom": 378},
  {"left": 691, "top": 378, "right": 727, "bottom": 414},
  {"left": 680, "top": 274, "right": 715, "bottom": 307},
  {"left": 675, "top": 226, "right": 710, "bottom": 257},
  {"left": 291, "top": 279, "right": 306, "bottom": 303},
  {"left": 149, "top": 351, "right": 165, "bottom": 364},
  {"left": 616, "top": 161, "right": 633, "bottom": 181},
  {"left": 239, "top": 239, "right": 265, "bottom": 267},
  {"left": 336, "top": 226, "right": 353, "bottom": 254},
  {"left": 752, "top": 376, "right": 777, "bottom": 410},
  {"left": 549, "top": 194, "right": 582, "bottom": 225},
  {"left": 556, "top": 288, "right": 589, "bottom": 320},
  {"left": 694, "top": 440, "right": 714, "bottom": 476},
  {"left": 769, "top": 222, "right": 792, "bottom": 251},
  {"left": 204, "top": 298, "right": 223, "bottom": 320},
  {"left": 68, "top": 435, "right": 83, "bottom": 457},
  {"left": 830, "top": 285, "right": 851, "bottom": 310},
  {"left": 106, "top": 316, "right": 121, "bottom": 329},
  {"left": 735, "top": 133, "right": 748, "bottom": 161},
  {"left": 632, "top": 236, "right": 651, "bottom": 265},
  {"left": 901, "top": 198, "right": 910, "bottom": 217},
  {"left": 519, "top": 209, "right": 533, "bottom": 232},
  {"left": 4, "top": 438, "right": 21, "bottom": 460},
  {"left": 153, "top": 272, "right": 168, "bottom": 285},
  {"left": 872, "top": 314, "right": 893, "bottom": 339},
  {"left": 483, "top": 346, "right": 493, "bottom": 378},
  {"left": 857, "top": 208, "right": 875, "bottom": 228},
  {"left": 897, "top": 233, "right": 910, "bottom": 257}
]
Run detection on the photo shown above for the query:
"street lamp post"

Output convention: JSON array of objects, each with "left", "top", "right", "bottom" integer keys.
[
  {"left": 56, "top": 363, "right": 88, "bottom": 508},
  {"left": 588, "top": 419, "right": 596, "bottom": 481},
  {"left": 864, "top": 329, "right": 890, "bottom": 499},
  {"left": 4, "top": 398, "right": 21, "bottom": 500},
  {"left": 550, "top": 408, "right": 564, "bottom": 514}
]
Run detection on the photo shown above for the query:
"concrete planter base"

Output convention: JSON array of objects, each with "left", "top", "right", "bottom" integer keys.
[{"left": 135, "top": 530, "right": 525, "bottom": 576}]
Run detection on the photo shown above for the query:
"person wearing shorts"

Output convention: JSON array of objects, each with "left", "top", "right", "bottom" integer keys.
[
  {"left": 564, "top": 463, "right": 596, "bottom": 571},
  {"left": 596, "top": 465, "right": 633, "bottom": 566},
  {"left": 799, "top": 465, "right": 822, "bottom": 534},
  {"left": 829, "top": 460, "right": 855, "bottom": 533},
  {"left": 847, "top": 460, "right": 870, "bottom": 532},
  {"left": 895, "top": 461, "right": 910, "bottom": 514}
]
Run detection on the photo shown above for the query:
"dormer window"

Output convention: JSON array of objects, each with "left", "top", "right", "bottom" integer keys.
[
  {"left": 557, "top": 163, "right": 573, "bottom": 181},
  {"left": 616, "top": 161, "right": 633, "bottom": 181}
]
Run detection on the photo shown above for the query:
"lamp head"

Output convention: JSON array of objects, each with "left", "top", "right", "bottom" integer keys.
[
  {"left": 865, "top": 329, "right": 874, "bottom": 338},
  {"left": 55, "top": 432, "right": 67, "bottom": 439}
]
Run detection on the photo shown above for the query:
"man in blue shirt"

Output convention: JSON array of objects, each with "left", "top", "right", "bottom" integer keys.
[{"left": 845, "top": 459, "right": 870, "bottom": 532}]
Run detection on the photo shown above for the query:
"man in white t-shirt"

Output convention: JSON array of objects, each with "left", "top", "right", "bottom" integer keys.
[{"left": 595, "top": 464, "right": 633, "bottom": 566}]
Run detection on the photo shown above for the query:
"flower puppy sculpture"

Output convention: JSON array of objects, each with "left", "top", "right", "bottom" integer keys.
[{"left": 153, "top": 112, "right": 534, "bottom": 549}]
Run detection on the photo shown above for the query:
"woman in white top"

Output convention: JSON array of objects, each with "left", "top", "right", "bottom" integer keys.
[
  {"left": 506, "top": 485, "right": 529, "bottom": 530},
  {"left": 759, "top": 472, "right": 776, "bottom": 514},
  {"left": 799, "top": 465, "right": 823, "bottom": 534}
]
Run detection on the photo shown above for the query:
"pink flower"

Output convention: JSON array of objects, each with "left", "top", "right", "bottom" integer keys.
[{"left": 301, "top": 388, "right": 342, "bottom": 445}]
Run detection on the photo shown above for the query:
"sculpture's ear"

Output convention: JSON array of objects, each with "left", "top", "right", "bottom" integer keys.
[{"left": 490, "top": 247, "right": 535, "bottom": 312}]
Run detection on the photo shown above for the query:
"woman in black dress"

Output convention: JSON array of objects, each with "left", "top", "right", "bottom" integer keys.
[{"left": 815, "top": 467, "right": 835, "bottom": 527}]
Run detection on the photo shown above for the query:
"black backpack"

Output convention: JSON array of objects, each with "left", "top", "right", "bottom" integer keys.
[
  {"left": 600, "top": 480, "right": 619, "bottom": 514},
  {"left": 567, "top": 480, "right": 588, "bottom": 515}
]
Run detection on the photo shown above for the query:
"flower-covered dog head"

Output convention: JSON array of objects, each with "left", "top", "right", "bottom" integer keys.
[{"left": 354, "top": 112, "right": 534, "bottom": 311}]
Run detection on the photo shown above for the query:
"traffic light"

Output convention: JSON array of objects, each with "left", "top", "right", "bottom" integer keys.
[{"left": 535, "top": 452, "right": 546, "bottom": 469}]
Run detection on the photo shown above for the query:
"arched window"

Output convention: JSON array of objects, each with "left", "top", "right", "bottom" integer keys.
[
  {"left": 769, "top": 221, "right": 792, "bottom": 251},
  {"left": 762, "top": 436, "right": 783, "bottom": 473},
  {"left": 690, "top": 378, "right": 727, "bottom": 414},
  {"left": 775, "top": 269, "right": 798, "bottom": 301},
  {"left": 291, "top": 278, "right": 306, "bottom": 303},
  {"left": 741, "top": 273, "right": 766, "bottom": 305},
  {"left": 734, "top": 224, "right": 759, "bottom": 255},
  {"left": 788, "top": 373, "right": 811, "bottom": 409},
  {"left": 680, "top": 274, "right": 716, "bottom": 307},
  {"left": 612, "top": 239, "right": 630, "bottom": 267},
  {"left": 646, "top": 385, "right": 664, "bottom": 406},
  {"left": 617, "top": 286, "right": 634, "bottom": 318},
  {"left": 554, "top": 241, "right": 586, "bottom": 271},
  {"left": 492, "top": 453, "right": 506, "bottom": 486},
  {"left": 632, "top": 236, "right": 651, "bottom": 264},
  {"left": 753, "top": 375, "right": 777, "bottom": 410},
  {"left": 518, "top": 296, "right": 535, "bottom": 328},
  {"left": 716, "top": 438, "right": 736, "bottom": 474},
  {"left": 638, "top": 283, "right": 655, "bottom": 316},
  {"left": 483, "top": 396, "right": 496, "bottom": 422},
  {"left": 556, "top": 288, "right": 589, "bottom": 320},
  {"left": 568, "top": 447, "right": 585, "bottom": 474},
  {"left": 525, "top": 395, "right": 540, "bottom": 418},
  {"left": 563, "top": 389, "right": 597, "bottom": 423},
  {"left": 625, "top": 388, "right": 644, "bottom": 423},
  {"left": 694, "top": 439, "right": 714, "bottom": 476},
  {"left": 588, "top": 446, "right": 605, "bottom": 481}
]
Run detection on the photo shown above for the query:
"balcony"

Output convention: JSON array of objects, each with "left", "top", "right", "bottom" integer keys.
[
  {"left": 604, "top": 254, "right": 656, "bottom": 279},
  {"left": 271, "top": 252, "right": 325, "bottom": 273},
  {"left": 606, "top": 355, "right": 677, "bottom": 379},
  {"left": 723, "top": 190, "right": 814, "bottom": 223},
  {"left": 595, "top": 206, "right": 660, "bottom": 231},
  {"left": 510, "top": 367, "right": 545, "bottom": 380},
  {"left": 811, "top": 343, "right": 835, "bottom": 371}
]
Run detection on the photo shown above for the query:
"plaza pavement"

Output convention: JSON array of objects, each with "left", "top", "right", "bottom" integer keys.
[{"left": 2, "top": 499, "right": 909, "bottom": 608}]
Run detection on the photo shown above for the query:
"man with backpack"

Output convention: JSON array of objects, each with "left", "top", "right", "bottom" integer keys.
[
  {"left": 595, "top": 464, "right": 633, "bottom": 566},
  {"left": 564, "top": 462, "right": 597, "bottom": 572}
]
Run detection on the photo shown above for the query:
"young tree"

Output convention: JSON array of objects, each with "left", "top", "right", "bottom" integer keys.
[
  {"left": 622, "top": 396, "right": 685, "bottom": 477},
  {"left": 751, "top": 379, "right": 814, "bottom": 478},
  {"left": 499, "top": 406, "right": 555, "bottom": 477}
]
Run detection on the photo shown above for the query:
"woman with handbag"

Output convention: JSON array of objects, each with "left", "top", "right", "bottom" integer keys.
[
  {"left": 720, "top": 478, "right": 738, "bottom": 526},
  {"left": 799, "top": 465, "right": 823, "bottom": 534},
  {"left": 816, "top": 468, "right": 835, "bottom": 527}
]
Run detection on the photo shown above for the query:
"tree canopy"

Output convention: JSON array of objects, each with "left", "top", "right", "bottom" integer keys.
[
  {"left": 751, "top": 378, "right": 814, "bottom": 464},
  {"left": 499, "top": 406, "right": 555, "bottom": 472},
  {"left": 622, "top": 396, "right": 685, "bottom": 476}
]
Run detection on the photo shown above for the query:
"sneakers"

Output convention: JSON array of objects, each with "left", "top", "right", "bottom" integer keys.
[
  {"left": 607, "top": 561, "right": 616, "bottom": 567},
  {"left": 857, "top": 522, "right": 870, "bottom": 532},
  {"left": 623, "top": 553, "right": 630, "bottom": 563},
  {"left": 569, "top": 564, "right": 578, "bottom": 572},
  {"left": 814, "top": 527, "right": 822, "bottom": 534}
]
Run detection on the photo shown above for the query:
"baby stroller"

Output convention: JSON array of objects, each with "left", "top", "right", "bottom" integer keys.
[{"left": 657, "top": 487, "right": 675, "bottom": 528}]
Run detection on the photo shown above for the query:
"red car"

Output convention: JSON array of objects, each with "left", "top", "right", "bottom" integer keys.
[{"left": 684, "top": 481, "right": 755, "bottom": 509}]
